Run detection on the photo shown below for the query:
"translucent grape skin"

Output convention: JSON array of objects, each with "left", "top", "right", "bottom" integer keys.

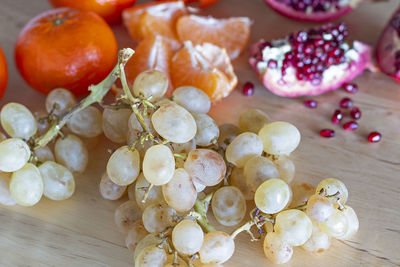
[
  {"left": 67, "top": 106, "right": 103, "bottom": 138},
  {"left": 306, "top": 195, "right": 334, "bottom": 223},
  {"left": 227, "top": 167, "right": 253, "bottom": 200},
  {"left": 0, "top": 102, "right": 37, "bottom": 139},
  {"left": 302, "top": 222, "right": 331, "bottom": 253},
  {"left": 263, "top": 232, "right": 293, "bottom": 264},
  {"left": 274, "top": 209, "right": 313, "bottom": 246},
  {"left": 238, "top": 108, "right": 270, "bottom": 133},
  {"left": 243, "top": 155, "right": 279, "bottom": 194},
  {"left": 162, "top": 168, "right": 197, "bottom": 212},
  {"left": 226, "top": 132, "right": 263, "bottom": 168},
  {"left": 54, "top": 134, "right": 88, "bottom": 173},
  {"left": 164, "top": 254, "right": 188, "bottom": 267},
  {"left": 45, "top": 88, "right": 76, "bottom": 116},
  {"left": 289, "top": 182, "right": 315, "bottom": 208},
  {"left": 217, "top": 123, "right": 240, "bottom": 149},
  {"left": 34, "top": 146, "right": 55, "bottom": 163},
  {"left": 316, "top": 178, "right": 348, "bottom": 207},
  {"left": 319, "top": 206, "right": 359, "bottom": 240},
  {"left": 39, "top": 161, "right": 75, "bottom": 201},
  {"left": 9, "top": 163, "right": 43, "bottom": 206},
  {"left": 102, "top": 107, "right": 131, "bottom": 143},
  {"left": 151, "top": 102, "right": 197, "bottom": 143},
  {"left": 107, "top": 146, "right": 140, "bottom": 186},
  {"left": 134, "top": 173, "right": 164, "bottom": 210},
  {"left": 258, "top": 122, "right": 301, "bottom": 156},
  {"left": 199, "top": 231, "right": 235, "bottom": 264},
  {"left": 142, "top": 144, "right": 175, "bottom": 186},
  {"left": 134, "top": 234, "right": 162, "bottom": 261},
  {"left": 0, "top": 172, "right": 16, "bottom": 206},
  {"left": 172, "top": 86, "right": 211, "bottom": 114},
  {"left": 254, "top": 179, "right": 292, "bottom": 214},
  {"left": 99, "top": 172, "right": 126, "bottom": 200},
  {"left": 0, "top": 138, "right": 31, "bottom": 172},
  {"left": 115, "top": 200, "right": 142, "bottom": 232},
  {"left": 212, "top": 186, "right": 246, "bottom": 226},
  {"left": 142, "top": 203, "right": 177, "bottom": 233},
  {"left": 192, "top": 112, "right": 220, "bottom": 147},
  {"left": 273, "top": 155, "right": 295, "bottom": 184},
  {"left": 184, "top": 149, "right": 226, "bottom": 186},
  {"left": 126, "top": 220, "right": 148, "bottom": 251},
  {"left": 172, "top": 219, "right": 204, "bottom": 255},
  {"left": 132, "top": 70, "right": 168, "bottom": 101},
  {"left": 135, "top": 245, "right": 167, "bottom": 267}
]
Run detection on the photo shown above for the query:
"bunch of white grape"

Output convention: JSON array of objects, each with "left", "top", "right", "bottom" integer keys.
[
  {"left": 98, "top": 70, "right": 359, "bottom": 266},
  {"left": 0, "top": 88, "right": 103, "bottom": 207}
]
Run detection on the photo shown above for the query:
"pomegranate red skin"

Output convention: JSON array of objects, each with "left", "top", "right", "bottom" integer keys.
[
  {"left": 249, "top": 40, "right": 372, "bottom": 98},
  {"left": 376, "top": 6, "right": 400, "bottom": 83},
  {"left": 264, "top": 0, "right": 356, "bottom": 23}
]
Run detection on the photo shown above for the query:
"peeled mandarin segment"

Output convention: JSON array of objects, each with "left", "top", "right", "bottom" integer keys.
[
  {"left": 125, "top": 35, "right": 173, "bottom": 96},
  {"left": 176, "top": 15, "right": 251, "bottom": 59},
  {"left": 171, "top": 41, "right": 237, "bottom": 102}
]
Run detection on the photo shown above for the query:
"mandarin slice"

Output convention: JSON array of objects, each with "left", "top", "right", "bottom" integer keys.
[
  {"left": 171, "top": 41, "right": 237, "bottom": 102},
  {"left": 176, "top": 15, "right": 251, "bottom": 59},
  {"left": 122, "top": 0, "right": 187, "bottom": 51},
  {"left": 125, "top": 35, "right": 173, "bottom": 96}
]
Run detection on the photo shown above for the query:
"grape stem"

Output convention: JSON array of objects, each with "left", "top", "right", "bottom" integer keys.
[
  {"left": 230, "top": 208, "right": 274, "bottom": 241},
  {"left": 34, "top": 48, "right": 135, "bottom": 149},
  {"left": 190, "top": 193, "right": 216, "bottom": 233}
]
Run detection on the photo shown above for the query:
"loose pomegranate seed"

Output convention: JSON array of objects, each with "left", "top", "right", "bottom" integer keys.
[
  {"left": 242, "top": 82, "right": 254, "bottom": 96},
  {"left": 367, "top": 132, "right": 381, "bottom": 143},
  {"left": 320, "top": 129, "right": 335, "bottom": 138},
  {"left": 304, "top": 99, "right": 318, "bottom": 108},
  {"left": 340, "top": 97, "right": 353, "bottom": 108},
  {"left": 350, "top": 107, "right": 361, "bottom": 120},
  {"left": 331, "top": 109, "right": 343, "bottom": 124},
  {"left": 343, "top": 83, "right": 358, "bottom": 93},
  {"left": 343, "top": 121, "right": 358, "bottom": 131}
]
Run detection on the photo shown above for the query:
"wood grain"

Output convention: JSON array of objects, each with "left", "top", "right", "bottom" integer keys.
[{"left": 0, "top": 0, "right": 400, "bottom": 266}]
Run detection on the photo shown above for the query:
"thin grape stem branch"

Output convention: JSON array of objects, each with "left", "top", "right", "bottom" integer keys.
[
  {"left": 191, "top": 194, "right": 216, "bottom": 233},
  {"left": 34, "top": 48, "right": 135, "bottom": 149}
]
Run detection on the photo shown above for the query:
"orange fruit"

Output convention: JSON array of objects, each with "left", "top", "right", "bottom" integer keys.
[
  {"left": 122, "top": 0, "right": 187, "bottom": 51},
  {"left": 176, "top": 15, "right": 251, "bottom": 59},
  {"left": 171, "top": 41, "right": 237, "bottom": 102},
  {"left": 15, "top": 8, "right": 118, "bottom": 96},
  {"left": 125, "top": 35, "right": 173, "bottom": 96},
  {"left": 48, "top": 0, "right": 136, "bottom": 23},
  {"left": 0, "top": 46, "right": 7, "bottom": 100}
]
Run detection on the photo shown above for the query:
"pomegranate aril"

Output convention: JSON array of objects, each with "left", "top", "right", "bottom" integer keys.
[
  {"left": 304, "top": 99, "right": 318, "bottom": 108},
  {"left": 320, "top": 129, "right": 335, "bottom": 138},
  {"left": 268, "top": 59, "right": 278, "bottom": 69},
  {"left": 242, "top": 82, "right": 254, "bottom": 96},
  {"left": 343, "top": 121, "right": 358, "bottom": 131},
  {"left": 340, "top": 97, "right": 353, "bottom": 108},
  {"left": 343, "top": 83, "right": 358, "bottom": 93},
  {"left": 331, "top": 109, "right": 343, "bottom": 124},
  {"left": 350, "top": 107, "right": 361, "bottom": 120},
  {"left": 367, "top": 132, "right": 381, "bottom": 143}
]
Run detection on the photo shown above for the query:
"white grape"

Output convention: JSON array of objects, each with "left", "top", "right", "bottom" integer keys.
[
  {"left": 162, "top": 168, "right": 196, "bottom": 212},
  {"left": 273, "top": 155, "right": 295, "bottom": 184},
  {"left": 289, "top": 182, "right": 315, "bottom": 208},
  {"left": 227, "top": 167, "right": 253, "bottom": 200},
  {"left": 172, "top": 86, "right": 211, "bottom": 113},
  {"left": 263, "top": 232, "right": 293, "bottom": 264},
  {"left": 143, "top": 144, "right": 175, "bottom": 186},
  {"left": 0, "top": 138, "right": 31, "bottom": 172},
  {"left": 39, "top": 161, "right": 75, "bottom": 201},
  {"left": 0, "top": 131, "right": 6, "bottom": 141},
  {"left": 319, "top": 206, "right": 358, "bottom": 240},
  {"left": 225, "top": 132, "right": 263, "bottom": 168},
  {"left": 134, "top": 234, "right": 162, "bottom": 261},
  {"left": 243, "top": 155, "right": 279, "bottom": 194},
  {"left": 172, "top": 219, "right": 204, "bottom": 255},
  {"left": 211, "top": 186, "right": 246, "bottom": 226},
  {"left": 199, "top": 231, "right": 235, "bottom": 264},
  {"left": 184, "top": 149, "right": 226, "bottom": 186},
  {"left": 135, "top": 245, "right": 167, "bottom": 267},
  {"left": 115, "top": 200, "right": 142, "bottom": 232},
  {"left": 54, "top": 134, "right": 88, "bottom": 173},
  {"left": 274, "top": 209, "right": 313, "bottom": 246},
  {"left": 1, "top": 102, "right": 37, "bottom": 139},
  {"left": 134, "top": 173, "right": 164, "bottom": 210},
  {"left": 151, "top": 102, "right": 196, "bottom": 143},
  {"left": 132, "top": 70, "right": 168, "bottom": 101},
  {"left": 316, "top": 178, "right": 348, "bottom": 207},
  {"left": 35, "top": 145, "right": 55, "bottom": 163},
  {"left": 254, "top": 179, "right": 291, "bottom": 214},
  {"left": 126, "top": 220, "right": 148, "bottom": 251},
  {"left": 238, "top": 108, "right": 270, "bottom": 133},
  {"left": 193, "top": 180, "right": 206, "bottom": 192},
  {"left": 99, "top": 172, "right": 126, "bottom": 200},
  {"left": 142, "top": 203, "right": 177, "bottom": 233},
  {"left": 302, "top": 222, "right": 331, "bottom": 253},
  {"left": 0, "top": 172, "right": 16, "bottom": 206},
  {"left": 102, "top": 107, "right": 131, "bottom": 143},
  {"left": 192, "top": 113, "right": 219, "bottom": 147},
  {"left": 217, "top": 123, "right": 239, "bottom": 149},
  {"left": 258, "top": 122, "right": 300, "bottom": 156},
  {"left": 107, "top": 146, "right": 140, "bottom": 186},
  {"left": 306, "top": 195, "right": 334, "bottom": 223},
  {"left": 34, "top": 110, "right": 49, "bottom": 135},
  {"left": 10, "top": 163, "right": 43, "bottom": 206},
  {"left": 167, "top": 139, "right": 196, "bottom": 154},
  {"left": 67, "top": 106, "right": 102, "bottom": 137},
  {"left": 45, "top": 88, "right": 76, "bottom": 116}
]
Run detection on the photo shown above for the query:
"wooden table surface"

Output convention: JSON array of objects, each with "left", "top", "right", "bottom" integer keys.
[{"left": 1, "top": 0, "right": 400, "bottom": 266}]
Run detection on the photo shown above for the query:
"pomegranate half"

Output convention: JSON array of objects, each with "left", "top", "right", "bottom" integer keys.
[
  {"left": 249, "top": 23, "right": 372, "bottom": 97},
  {"left": 376, "top": 6, "right": 400, "bottom": 83},
  {"left": 264, "top": 0, "right": 362, "bottom": 23}
]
